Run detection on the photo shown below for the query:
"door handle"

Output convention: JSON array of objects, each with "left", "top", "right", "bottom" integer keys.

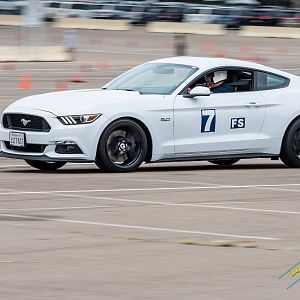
[{"left": 245, "top": 102, "right": 263, "bottom": 108}]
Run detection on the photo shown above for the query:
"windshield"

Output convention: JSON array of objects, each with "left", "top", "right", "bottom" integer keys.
[{"left": 105, "top": 63, "right": 198, "bottom": 95}]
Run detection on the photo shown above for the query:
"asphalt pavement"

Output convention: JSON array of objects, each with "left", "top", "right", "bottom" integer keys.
[{"left": 0, "top": 25, "right": 300, "bottom": 299}]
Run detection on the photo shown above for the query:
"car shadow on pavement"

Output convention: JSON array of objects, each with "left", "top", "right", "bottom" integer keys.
[
  {"left": 137, "top": 163, "right": 286, "bottom": 172},
  {"left": 1, "top": 162, "right": 286, "bottom": 174}
]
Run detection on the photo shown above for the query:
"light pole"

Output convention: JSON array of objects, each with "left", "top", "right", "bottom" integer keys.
[{"left": 22, "top": 0, "right": 44, "bottom": 48}]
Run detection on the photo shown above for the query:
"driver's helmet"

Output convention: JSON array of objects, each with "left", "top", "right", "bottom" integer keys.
[{"left": 213, "top": 71, "right": 227, "bottom": 83}]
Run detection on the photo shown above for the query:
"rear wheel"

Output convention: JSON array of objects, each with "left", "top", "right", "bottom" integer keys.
[
  {"left": 95, "top": 119, "right": 148, "bottom": 172},
  {"left": 280, "top": 118, "right": 300, "bottom": 167},
  {"left": 25, "top": 160, "right": 66, "bottom": 171},
  {"left": 208, "top": 159, "right": 239, "bottom": 166}
]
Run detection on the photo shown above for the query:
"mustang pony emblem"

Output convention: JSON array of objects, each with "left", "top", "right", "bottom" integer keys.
[{"left": 20, "top": 118, "right": 31, "bottom": 126}]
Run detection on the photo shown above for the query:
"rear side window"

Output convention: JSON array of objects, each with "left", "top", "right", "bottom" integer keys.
[{"left": 256, "top": 71, "right": 289, "bottom": 91}]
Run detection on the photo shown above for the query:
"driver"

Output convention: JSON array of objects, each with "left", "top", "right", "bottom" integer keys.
[{"left": 205, "top": 71, "right": 234, "bottom": 93}]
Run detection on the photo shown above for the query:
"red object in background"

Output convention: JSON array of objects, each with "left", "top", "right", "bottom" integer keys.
[
  {"left": 69, "top": 77, "right": 86, "bottom": 83},
  {"left": 19, "top": 75, "right": 32, "bottom": 90},
  {"left": 215, "top": 51, "right": 228, "bottom": 58},
  {"left": 201, "top": 42, "right": 216, "bottom": 52},
  {"left": 56, "top": 80, "right": 68, "bottom": 91},
  {"left": 98, "top": 60, "right": 109, "bottom": 69}
]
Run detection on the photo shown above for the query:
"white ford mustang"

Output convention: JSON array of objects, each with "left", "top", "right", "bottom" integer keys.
[{"left": 1, "top": 56, "right": 300, "bottom": 172}]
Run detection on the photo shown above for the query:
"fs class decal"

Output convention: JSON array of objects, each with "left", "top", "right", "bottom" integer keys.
[
  {"left": 201, "top": 109, "right": 216, "bottom": 133},
  {"left": 231, "top": 118, "right": 245, "bottom": 129}
]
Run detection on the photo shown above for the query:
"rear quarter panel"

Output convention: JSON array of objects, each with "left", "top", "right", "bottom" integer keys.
[{"left": 258, "top": 77, "right": 300, "bottom": 153}]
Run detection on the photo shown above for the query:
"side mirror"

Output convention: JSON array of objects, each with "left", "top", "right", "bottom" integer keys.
[{"left": 183, "top": 86, "right": 211, "bottom": 98}]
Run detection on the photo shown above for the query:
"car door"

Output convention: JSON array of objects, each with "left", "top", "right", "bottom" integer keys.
[{"left": 174, "top": 90, "right": 266, "bottom": 157}]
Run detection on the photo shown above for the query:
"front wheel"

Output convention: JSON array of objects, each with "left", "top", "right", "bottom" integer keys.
[
  {"left": 25, "top": 160, "right": 66, "bottom": 171},
  {"left": 280, "top": 118, "right": 300, "bottom": 168},
  {"left": 208, "top": 159, "right": 239, "bottom": 166},
  {"left": 95, "top": 119, "right": 148, "bottom": 172}
]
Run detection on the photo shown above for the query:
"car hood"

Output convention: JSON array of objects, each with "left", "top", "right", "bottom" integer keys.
[{"left": 6, "top": 89, "right": 144, "bottom": 116}]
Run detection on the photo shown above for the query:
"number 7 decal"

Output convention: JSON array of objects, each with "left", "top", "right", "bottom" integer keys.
[{"left": 201, "top": 109, "right": 216, "bottom": 133}]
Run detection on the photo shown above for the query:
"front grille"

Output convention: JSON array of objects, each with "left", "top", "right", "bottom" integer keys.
[
  {"left": 3, "top": 114, "right": 51, "bottom": 132},
  {"left": 4, "top": 141, "right": 47, "bottom": 153}
]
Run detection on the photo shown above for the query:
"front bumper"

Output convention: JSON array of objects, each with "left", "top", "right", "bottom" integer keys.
[
  {"left": 0, "top": 108, "right": 107, "bottom": 162},
  {"left": 0, "top": 151, "right": 94, "bottom": 162}
]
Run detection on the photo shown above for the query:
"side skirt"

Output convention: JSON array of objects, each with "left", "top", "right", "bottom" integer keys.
[{"left": 154, "top": 153, "right": 279, "bottom": 163}]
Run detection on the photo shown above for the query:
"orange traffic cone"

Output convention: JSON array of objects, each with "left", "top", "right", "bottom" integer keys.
[
  {"left": 56, "top": 80, "right": 68, "bottom": 91},
  {"left": 19, "top": 75, "right": 32, "bottom": 90},
  {"left": 98, "top": 60, "right": 109, "bottom": 69},
  {"left": 69, "top": 77, "right": 86, "bottom": 83},
  {"left": 201, "top": 42, "right": 216, "bottom": 52},
  {"left": 215, "top": 51, "right": 228, "bottom": 58}
]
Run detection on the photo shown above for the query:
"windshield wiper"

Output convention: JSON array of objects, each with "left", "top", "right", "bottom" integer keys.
[{"left": 115, "top": 88, "right": 142, "bottom": 94}]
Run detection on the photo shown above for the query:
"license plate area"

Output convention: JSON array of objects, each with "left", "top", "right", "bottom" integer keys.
[{"left": 9, "top": 132, "right": 26, "bottom": 147}]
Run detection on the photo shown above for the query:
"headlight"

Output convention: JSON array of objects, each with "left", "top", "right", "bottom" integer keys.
[{"left": 58, "top": 114, "right": 101, "bottom": 125}]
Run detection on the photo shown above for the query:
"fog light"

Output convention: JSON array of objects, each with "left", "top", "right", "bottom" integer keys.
[{"left": 55, "top": 141, "right": 83, "bottom": 154}]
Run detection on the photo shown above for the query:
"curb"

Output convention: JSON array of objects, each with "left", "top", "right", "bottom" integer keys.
[
  {"left": 147, "top": 22, "right": 225, "bottom": 35},
  {"left": 239, "top": 26, "right": 300, "bottom": 39},
  {"left": 54, "top": 18, "right": 130, "bottom": 31},
  {"left": 0, "top": 15, "right": 22, "bottom": 26},
  {"left": 0, "top": 46, "right": 71, "bottom": 62}
]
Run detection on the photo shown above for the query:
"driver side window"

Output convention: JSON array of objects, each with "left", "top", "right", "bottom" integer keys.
[{"left": 186, "top": 69, "right": 254, "bottom": 94}]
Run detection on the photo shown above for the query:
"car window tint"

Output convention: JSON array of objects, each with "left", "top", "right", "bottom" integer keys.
[
  {"left": 72, "top": 4, "right": 88, "bottom": 10},
  {"left": 103, "top": 5, "right": 114, "bottom": 10},
  {"left": 49, "top": 2, "right": 59, "bottom": 8},
  {"left": 234, "top": 71, "right": 253, "bottom": 92},
  {"left": 60, "top": 3, "right": 69, "bottom": 9},
  {"left": 91, "top": 5, "right": 102, "bottom": 10},
  {"left": 184, "top": 8, "right": 198, "bottom": 14},
  {"left": 116, "top": 5, "right": 131, "bottom": 12},
  {"left": 256, "top": 72, "right": 288, "bottom": 90}
]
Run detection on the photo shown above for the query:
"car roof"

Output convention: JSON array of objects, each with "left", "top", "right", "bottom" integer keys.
[{"left": 151, "top": 56, "right": 296, "bottom": 78}]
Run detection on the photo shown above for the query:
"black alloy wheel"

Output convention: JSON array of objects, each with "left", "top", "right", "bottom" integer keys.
[
  {"left": 96, "top": 119, "right": 148, "bottom": 172},
  {"left": 281, "top": 119, "right": 300, "bottom": 168},
  {"left": 25, "top": 160, "right": 66, "bottom": 171}
]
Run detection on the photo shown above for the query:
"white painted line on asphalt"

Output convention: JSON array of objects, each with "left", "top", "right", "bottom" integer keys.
[
  {"left": 124, "top": 178, "right": 300, "bottom": 196},
  {"left": 0, "top": 213, "right": 280, "bottom": 241},
  {"left": 191, "top": 205, "right": 300, "bottom": 215},
  {"left": 0, "top": 164, "right": 28, "bottom": 168},
  {"left": 258, "top": 187, "right": 300, "bottom": 193},
  {"left": 0, "top": 205, "right": 114, "bottom": 212},
  {"left": 124, "top": 178, "right": 300, "bottom": 194},
  {"left": 2, "top": 183, "right": 300, "bottom": 195},
  {"left": 57, "top": 193, "right": 300, "bottom": 215},
  {"left": 0, "top": 192, "right": 288, "bottom": 214},
  {"left": 122, "top": 178, "right": 222, "bottom": 186},
  {"left": 195, "top": 200, "right": 282, "bottom": 205},
  {"left": 0, "top": 188, "right": 17, "bottom": 192}
]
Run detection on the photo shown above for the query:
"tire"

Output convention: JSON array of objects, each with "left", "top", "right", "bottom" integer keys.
[
  {"left": 25, "top": 160, "right": 66, "bottom": 171},
  {"left": 95, "top": 119, "right": 148, "bottom": 172},
  {"left": 280, "top": 118, "right": 300, "bottom": 168},
  {"left": 208, "top": 159, "right": 239, "bottom": 166}
]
